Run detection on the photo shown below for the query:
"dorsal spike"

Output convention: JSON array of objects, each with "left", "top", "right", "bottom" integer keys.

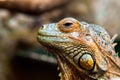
[
  {"left": 111, "top": 34, "right": 118, "bottom": 43},
  {"left": 112, "top": 43, "right": 117, "bottom": 48}
]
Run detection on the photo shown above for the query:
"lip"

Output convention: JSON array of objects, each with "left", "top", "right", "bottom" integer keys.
[
  {"left": 38, "top": 32, "right": 65, "bottom": 37},
  {"left": 38, "top": 34, "right": 61, "bottom": 37},
  {"left": 37, "top": 34, "right": 71, "bottom": 43}
]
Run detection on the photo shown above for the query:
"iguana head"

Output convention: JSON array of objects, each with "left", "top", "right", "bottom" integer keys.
[{"left": 37, "top": 17, "right": 120, "bottom": 80}]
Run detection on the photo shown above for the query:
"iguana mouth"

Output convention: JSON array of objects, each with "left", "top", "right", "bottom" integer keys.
[
  {"left": 38, "top": 33, "right": 60, "bottom": 37},
  {"left": 37, "top": 31, "right": 68, "bottom": 39}
]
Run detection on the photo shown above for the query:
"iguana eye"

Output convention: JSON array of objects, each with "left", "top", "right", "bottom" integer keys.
[
  {"left": 58, "top": 18, "right": 80, "bottom": 33},
  {"left": 78, "top": 53, "right": 95, "bottom": 71},
  {"left": 63, "top": 21, "right": 73, "bottom": 28}
]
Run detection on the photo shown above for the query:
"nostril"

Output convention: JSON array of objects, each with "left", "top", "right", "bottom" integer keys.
[{"left": 39, "top": 25, "right": 44, "bottom": 29}]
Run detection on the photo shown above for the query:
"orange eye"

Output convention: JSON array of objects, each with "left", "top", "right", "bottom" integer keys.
[{"left": 58, "top": 18, "right": 80, "bottom": 33}]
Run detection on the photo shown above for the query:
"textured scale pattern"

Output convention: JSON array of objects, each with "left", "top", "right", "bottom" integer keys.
[
  {"left": 37, "top": 17, "right": 120, "bottom": 80},
  {"left": 89, "top": 24, "right": 114, "bottom": 54}
]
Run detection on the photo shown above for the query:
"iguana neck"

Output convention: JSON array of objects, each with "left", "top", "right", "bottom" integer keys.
[
  {"left": 105, "top": 56, "right": 120, "bottom": 79},
  {"left": 56, "top": 53, "right": 120, "bottom": 80},
  {"left": 56, "top": 55, "right": 94, "bottom": 80}
]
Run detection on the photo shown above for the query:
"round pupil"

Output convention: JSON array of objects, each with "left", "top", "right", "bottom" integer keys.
[{"left": 63, "top": 22, "right": 73, "bottom": 28}]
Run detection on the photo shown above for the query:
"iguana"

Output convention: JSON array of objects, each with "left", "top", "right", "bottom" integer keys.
[{"left": 37, "top": 17, "right": 120, "bottom": 80}]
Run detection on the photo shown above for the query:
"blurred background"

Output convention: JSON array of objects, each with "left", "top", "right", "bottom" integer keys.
[{"left": 0, "top": 0, "right": 120, "bottom": 80}]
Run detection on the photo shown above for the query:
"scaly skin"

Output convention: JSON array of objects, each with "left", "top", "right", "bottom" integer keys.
[{"left": 37, "top": 17, "right": 120, "bottom": 80}]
